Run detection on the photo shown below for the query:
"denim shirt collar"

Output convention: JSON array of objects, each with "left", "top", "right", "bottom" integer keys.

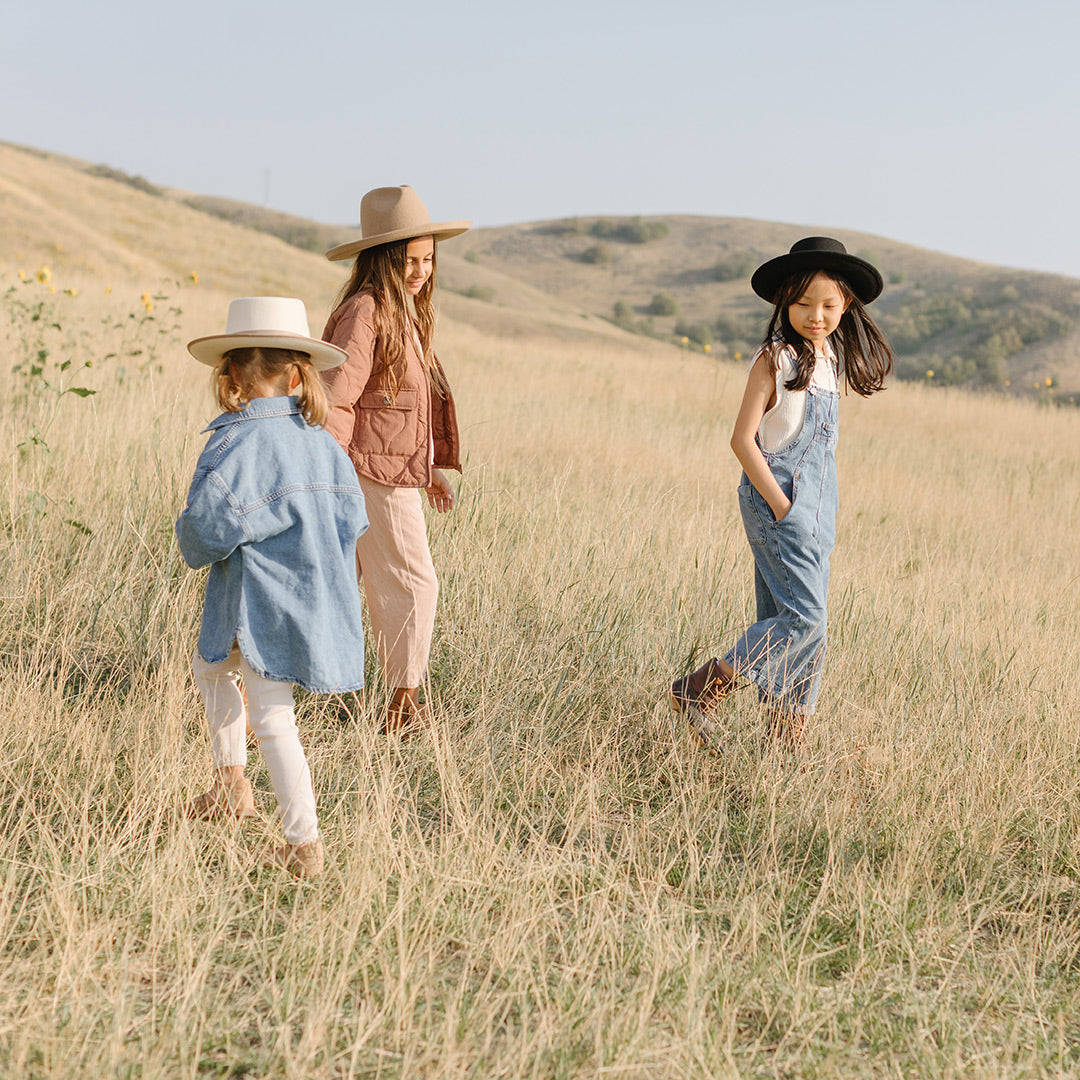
[{"left": 203, "top": 396, "right": 301, "bottom": 433}]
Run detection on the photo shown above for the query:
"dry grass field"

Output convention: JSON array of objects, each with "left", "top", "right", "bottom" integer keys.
[{"left": 3, "top": 143, "right": 1080, "bottom": 1078}]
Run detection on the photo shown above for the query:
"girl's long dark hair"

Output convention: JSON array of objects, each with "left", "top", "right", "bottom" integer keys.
[
  {"left": 331, "top": 237, "right": 445, "bottom": 399},
  {"left": 761, "top": 270, "right": 894, "bottom": 396}
]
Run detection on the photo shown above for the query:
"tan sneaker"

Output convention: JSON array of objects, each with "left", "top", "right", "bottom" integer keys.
[
  {"left": 186, "top": 777, "right": 257, "bottom": 821},
  {"left": 267, "top": 839, "right": 325, "bottom": 879}
]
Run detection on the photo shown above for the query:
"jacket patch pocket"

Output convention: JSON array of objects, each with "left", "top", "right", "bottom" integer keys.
[{"left": 357, "top": 388, "right": 420, "bottom": 456}]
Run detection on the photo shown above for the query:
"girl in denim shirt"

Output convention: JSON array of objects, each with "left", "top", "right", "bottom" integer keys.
[
  {"left": 177, "top": 298, "right": 369, "bottom": 879},
  {"left": 671, "top": 240, "right": 895, "bottom": 750}
]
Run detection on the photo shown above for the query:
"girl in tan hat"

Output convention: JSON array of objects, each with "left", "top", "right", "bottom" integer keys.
[
  {"left": 179, "top": 298, "right": 369, "bottom": 877},
  {"left": 321, "top": 186, "right": 471, "bottom": 733}
]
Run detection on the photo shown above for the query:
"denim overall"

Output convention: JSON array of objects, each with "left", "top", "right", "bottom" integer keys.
[{"left": 724, "top": 378, "right": 839, "bottom": 715}]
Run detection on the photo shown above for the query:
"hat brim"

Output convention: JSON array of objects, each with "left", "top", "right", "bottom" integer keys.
[
  {"left": 326, "top": 220, "right": 472, "bottom": 262},
  {"left": 751, "top": 251, "right": 883, "bottom": 304},
  {"left": 187, "top": 331, "right": 348, "bottom": 371}
]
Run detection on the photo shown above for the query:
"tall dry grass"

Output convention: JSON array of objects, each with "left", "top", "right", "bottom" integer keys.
[{"left": 2, "top": 266, "right": 1080, "bottom": 1079}]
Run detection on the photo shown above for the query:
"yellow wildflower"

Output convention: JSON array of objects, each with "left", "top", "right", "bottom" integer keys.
[
  {"left": 48, "top": 284, "right": 57, "bottom": 294},
  {"left": 680, "top": 336, "right": 689, "bottom": 346},
  {"left": 36, "top": 266, "right": 52, "bottom": 284},
  {"left": 17, "top": 269, "right": 27, "bottom": 282},
  {"left": 105, "top": 285, "right": 112, "bottom": 295},
  {"left": 1045, "top": 377, "right": 1053, "bottom": 387},
  {"left": 64, "top": 287, "right": 78, "bottom": 297},
  {"left": 189, "top": 271, "right": 200, "bottom": 285},
  {"left": 926, "top": 370, "right": 934, "bottom": 378},
  {"left": 141, "top": 292, "right": 154, "bottom": 312},
  {"left": 703, "top": 343, "right": 711, "bottom": 354}
]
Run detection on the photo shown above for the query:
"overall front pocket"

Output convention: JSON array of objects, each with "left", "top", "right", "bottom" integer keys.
[{"left": 738, "top": 482, "right": 768, "bottom": 546}]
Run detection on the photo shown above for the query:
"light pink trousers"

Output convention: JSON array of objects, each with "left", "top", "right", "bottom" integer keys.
[
  {"left": 193, "top": 647, "right": 319, "bottom": 846},
  {"left": 355, "top": 477, "right": 438, "bottom": 689}
]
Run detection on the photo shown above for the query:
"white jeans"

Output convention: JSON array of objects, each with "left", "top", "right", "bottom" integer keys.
[{"left": 193, "top": 647, "right": 319, "bottom": 846}]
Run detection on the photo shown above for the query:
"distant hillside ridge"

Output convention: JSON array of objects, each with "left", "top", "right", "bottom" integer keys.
[
  {"left": 453, "top": 216, "right": 1080, "bottom": 400},
  {"left": 4, "top": 141, "right": 1077, "bottom": 400},
  {"left": 0, "top": 142, "right": 633, "bottom": 350}
]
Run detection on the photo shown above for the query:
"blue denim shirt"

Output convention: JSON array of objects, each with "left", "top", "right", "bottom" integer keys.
[{"left": 176, "top": 396, "right": 369, "bottom": 693}]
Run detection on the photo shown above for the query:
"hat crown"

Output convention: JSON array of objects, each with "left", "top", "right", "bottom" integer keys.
[
  {"left": 224, "top": 297, "right": 312, "bottom": 338},
  {"left": 750, "top": 236, "right": 883, "bottom": 304},
  {"left": 790, "top": 236, "right": 848, "bottom": 256},
  {"left": 360, "top": 185, "right": 434, "bottom": 240}
]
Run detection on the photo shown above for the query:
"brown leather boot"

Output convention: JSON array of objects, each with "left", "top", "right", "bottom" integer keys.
[
  {"left": 670, "top": 657, "right": 735, "bottom": 715},
  {"left": 382, "top": 700, "right": 432, "bottom": 737}
]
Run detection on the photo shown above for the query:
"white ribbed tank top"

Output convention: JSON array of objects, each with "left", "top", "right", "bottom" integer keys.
[{"left": 757, "top": 344, "right": 838, "bottom": 453}]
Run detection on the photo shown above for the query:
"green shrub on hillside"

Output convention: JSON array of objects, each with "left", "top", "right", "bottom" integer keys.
[
  {"left": 579, "top": 243, "right": 613, "bottom": 265},
  {"left": 610, "top": 300, "right": 656, "bottom": 336},
  {"left": 647, "top": 292, "right": 679, "bottom": 316},
  {"left": 714, "top": 310, "right": 765, "bottom": 347},
  {"left": 712, "top": 252, "right": 757, "bottom": 282},
  {"left": 590, "top": 217, "right": 669, "bottom": 244},
  {"left": 459, "top": 283, "right": 496, "bottom": 302},
  {"left": 675, "top": 320, "right": 714, "bottom": 347},
  {"left": 537, "top": 219, "right": 586, "bottom": 236}
]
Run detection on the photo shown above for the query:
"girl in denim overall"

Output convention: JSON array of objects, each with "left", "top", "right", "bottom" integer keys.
[
  {"left": 178, "top": 298, "right": 369, "bottom": 878},
  {"left": 671, "top": 239, "right": 895, "bottom": 749}
]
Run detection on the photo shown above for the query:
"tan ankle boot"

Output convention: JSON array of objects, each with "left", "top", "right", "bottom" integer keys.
[
  {"left": 186, "top": 777, "right": 257, "bottom": 821},
  {"left": 268, "top": 839, "right": 325, "bottom": 879}
]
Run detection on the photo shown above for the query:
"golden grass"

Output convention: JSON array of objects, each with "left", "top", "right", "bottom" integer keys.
[{"left": 2, "top": 260, "right": 1080, "bottom": 1078}]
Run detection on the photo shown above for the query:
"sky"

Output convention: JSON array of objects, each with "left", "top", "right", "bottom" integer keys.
[{"left": 5, "top": 0, "right": 1080, "bottom": 278}]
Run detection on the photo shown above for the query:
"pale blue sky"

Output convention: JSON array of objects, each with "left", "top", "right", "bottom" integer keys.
[{"left": 6, "top": 0, "right": 1079, "bottom": 277}]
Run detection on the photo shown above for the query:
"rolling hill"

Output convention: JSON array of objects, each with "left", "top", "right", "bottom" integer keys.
[{"left": 3, "top": 140, "right": 1078, "bottom": 399}]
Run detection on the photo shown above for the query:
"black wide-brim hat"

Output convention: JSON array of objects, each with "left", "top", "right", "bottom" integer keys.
[{"left": 751, "top": 236, "right": 883, "bottom": 304}]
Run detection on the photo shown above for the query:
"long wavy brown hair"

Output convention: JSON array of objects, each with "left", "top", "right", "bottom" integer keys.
[
  {"left": 214, "top": 346, "right": 328, "bottom": 427},
  {"left": 761, "top": 269, "right": 894, "bottom": 396},
  {"left": 331, "top": 236, "right": 445, "bottom": 399}
]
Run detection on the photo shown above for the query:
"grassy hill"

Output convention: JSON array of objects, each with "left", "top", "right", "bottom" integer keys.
[
  {"left": 3, "top": 140, "right": 1080, "bottom": 1077},
  {"left": 8, "top": 140, "right": 1078, "bottom": 400},
  {"left": 452, "top": 216, "right": 1080, "bottom": 398}
]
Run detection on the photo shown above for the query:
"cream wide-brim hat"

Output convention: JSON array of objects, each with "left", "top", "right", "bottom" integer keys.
[
  {"left": 187, "top": 297, "right": 347, "bottom": 371},
  {"left": 326, "top": 185, "right": 471, "bottom": 262}
]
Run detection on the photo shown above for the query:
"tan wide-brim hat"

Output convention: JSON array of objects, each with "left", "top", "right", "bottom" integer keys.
[
  {"left": 187, "top": 297, "right": 347, "bottom": 371},
  {"left": 326, "top": 185, "right": 471, "bottom": 262}
]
